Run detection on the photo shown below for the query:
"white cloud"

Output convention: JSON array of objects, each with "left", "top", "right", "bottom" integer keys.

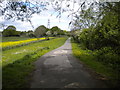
[
  {"left": 0, "top": 12, "right": 71, "bottom": 31},
  {"left": 0, "top": 0, "right": 82, "bottom": 31}
]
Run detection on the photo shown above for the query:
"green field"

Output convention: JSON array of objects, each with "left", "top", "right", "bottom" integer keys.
[
  {"left": 2, "top": 37, "right": 68, "bottom": 88},
  {"left": 1, "top": 37, "right": 54, "bottom": 51},
  {"left": 2, "top": 37, "right": 32, "bottom": 42},
  {"left": 2, "top": 37, "right": 53, "bottom": 66}
]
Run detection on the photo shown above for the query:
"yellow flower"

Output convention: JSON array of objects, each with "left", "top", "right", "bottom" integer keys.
[{"left": 1, "top": 37, "right": 47, "bottom": 48}]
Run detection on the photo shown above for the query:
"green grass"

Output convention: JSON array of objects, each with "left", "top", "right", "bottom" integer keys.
[
  {"left": 2, "top": 37, "right": 54, "bottom": 51},
  {"left": 2, "top": 37, "right": 53, "bottom": 66},
  {"left": 2, "top": 37, "right": 32, "bottom": 42},
  {"left": 2, "top": 37, "right": 68, "bottom": 88},
  {"left": 71, "top": 38, "right": 119, "bottom": 88}
]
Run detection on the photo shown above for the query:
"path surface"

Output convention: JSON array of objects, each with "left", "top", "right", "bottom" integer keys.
[{"left": 30, "top": 38, "right": 107, "bottom": 88}]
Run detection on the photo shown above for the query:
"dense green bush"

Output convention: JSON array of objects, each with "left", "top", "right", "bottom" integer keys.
[
  {"left": 93, "top": 47, "right": 120, "bottom": 71},
  {"left": 71, "top": 2, "right": 120, "bottom": 75}
]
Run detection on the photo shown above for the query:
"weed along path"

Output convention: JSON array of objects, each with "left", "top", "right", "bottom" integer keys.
[{"left": 30, "top": 38, "right": 107, "bottom": 88}]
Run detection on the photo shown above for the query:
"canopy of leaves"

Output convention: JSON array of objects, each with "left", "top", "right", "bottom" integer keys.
[
  {"left": 2, "top": 25, "right": 20, "bottom": 37},
  {"left": 71, "top": 3, "right": 120, "bottom": 80},
  {"left": 34, "top": 25, "right": 47, "bottom": 37},
  {"left": 6, "top": 25, "right": 16, "bottom": 30},
  {"left": 72, "top": 2, "right": 120, "bottom": 50},
  {"left": 0, "top": 0, "right": 96, "bottom": 29}
]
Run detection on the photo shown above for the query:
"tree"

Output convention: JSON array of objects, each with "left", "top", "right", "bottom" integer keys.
[
  {"left": 34, "top": 25, "right": 47, "bottom": 38},
  {"left": 2, "top": 25, "right": 20, "bottom": 37},
  {"left": 0, "top": 0, "right": 92, "bottom": 28},
  {"left": 46, "top": 31, "right": 52, "bottom": 36},
  {"left": 50, "top": 26, "right": 61, "bottom": 36},
  {"left": 27, "top": 30, "right": 35, "bottom": 38},
  {"left": 20, "top": 31, "right": 27, "bottom": 37},
  {"left": 71, "top": 2, "right": 120, "bottom": 51},
  {"left": 0, "top": 1, "right": 49, "bottom": 24},
  {"left": 6, "top": 25, "right": 16, "bottom": 30}
]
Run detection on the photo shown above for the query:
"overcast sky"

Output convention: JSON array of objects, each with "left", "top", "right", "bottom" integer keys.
[{"left": 0, "top": 0, "right": 82, "bottom": 31}]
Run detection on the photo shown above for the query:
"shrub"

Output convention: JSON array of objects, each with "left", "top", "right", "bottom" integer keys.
[{"left": 94, "top": 47, "right": 120, "bottom": 71}]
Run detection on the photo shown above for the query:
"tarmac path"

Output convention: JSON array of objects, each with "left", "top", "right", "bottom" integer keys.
[{"left": 30, "top": 38, "right": 107, "bottom": 88}]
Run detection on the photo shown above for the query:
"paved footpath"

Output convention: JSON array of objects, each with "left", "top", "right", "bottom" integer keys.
[{"left": 30, "top": 38, "right": 107, "bottom": 88}]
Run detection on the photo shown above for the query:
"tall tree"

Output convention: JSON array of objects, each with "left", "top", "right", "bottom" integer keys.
[
  {"left": 2, "top": 25, "right": 20, "bottom": 37},
  {"left": 34, "top": 25, "right": 47, "bottom": 38}
]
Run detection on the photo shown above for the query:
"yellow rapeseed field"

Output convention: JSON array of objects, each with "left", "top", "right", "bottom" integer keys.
[{"left": 1, "top": 37, "right": 46, "bottom": 48}]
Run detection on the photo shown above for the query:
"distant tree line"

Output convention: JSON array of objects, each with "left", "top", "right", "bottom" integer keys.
[{"left": 2, "top": 25, "right": 69, "bottom": 37}]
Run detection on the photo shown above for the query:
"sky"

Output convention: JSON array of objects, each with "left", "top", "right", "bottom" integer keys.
[
  {"left": 0, "top": 0, "right": 81, "bottom": 31},
  {"left": 0, "top": 0, "right": 118, "bottom": 32}
]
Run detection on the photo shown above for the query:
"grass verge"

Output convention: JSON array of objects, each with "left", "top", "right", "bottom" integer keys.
[
  {"left": 71, "top": 38, "right": 119, "bottom": 88},
  {"left": 2, "top": 37, "right": 68, "bottom": 88}
]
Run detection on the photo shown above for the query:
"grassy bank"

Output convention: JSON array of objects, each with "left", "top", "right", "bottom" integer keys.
[
  {"left": 2, "top": 37, "right": 53, "bottom": 67},
  {"left": 1, "top": 37, "right": 54, "bottom": 51},
  {"left": 3, "top": 37, "right": 68, "bottom": 88},
  {"left": 71, "top": 38, "right": 119, "bottom": 88}
]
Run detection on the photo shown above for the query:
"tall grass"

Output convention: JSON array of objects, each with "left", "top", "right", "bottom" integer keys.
[{"left": 2, "top": 37, "right": 68, "bottom": 88}]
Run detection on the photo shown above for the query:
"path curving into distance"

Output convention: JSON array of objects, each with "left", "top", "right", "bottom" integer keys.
[{"left": 30, "top": 38, "right": 107, "bottom": 88}]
